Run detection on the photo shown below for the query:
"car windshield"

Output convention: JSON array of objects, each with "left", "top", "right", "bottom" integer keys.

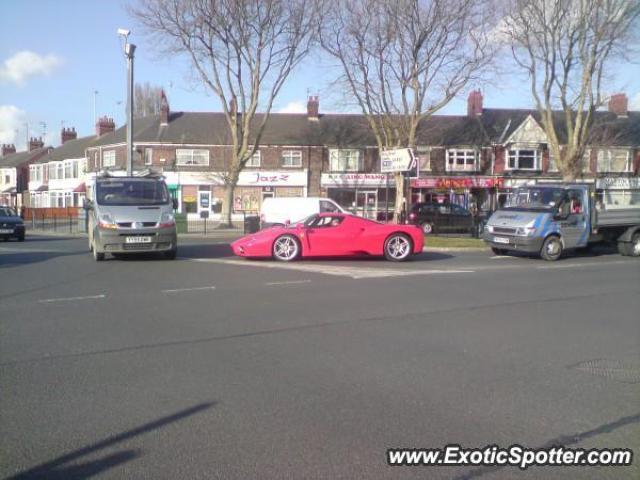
[
  {"left": 0, "top": 207, "right": 17, "bottom": 216},
  {"left": 504, "top": 187, "right": 564, "bottom": 212},
  {"left": 96, "top": 178, "right": 170, "bottom": 206}
]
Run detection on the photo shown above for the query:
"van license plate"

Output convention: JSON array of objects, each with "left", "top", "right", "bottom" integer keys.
[
  {"left": 493, "top": 236, "right": 509, "bottom": 244},
  {"left": 126, "top": 236, "right": 152, "bottom": 244}
]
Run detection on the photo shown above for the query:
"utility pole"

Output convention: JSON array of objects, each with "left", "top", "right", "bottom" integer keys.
[
  {"left": 93, "top": 90, "right": 99, "bottom": 124},
  {"left": 118, "top": 28, "right": 136, "bottom": 176}
]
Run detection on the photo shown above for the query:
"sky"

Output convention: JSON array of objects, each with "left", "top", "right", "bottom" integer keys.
[{"left": 1, "top": 0, "right": 639, "bottom": 151}]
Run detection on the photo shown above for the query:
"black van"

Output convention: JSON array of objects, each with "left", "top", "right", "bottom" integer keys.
[{"left": 408, "top": 202, "right": 481, "bottom": 234}]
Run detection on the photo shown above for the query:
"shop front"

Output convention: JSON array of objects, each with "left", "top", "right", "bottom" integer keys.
[
  {"left": 411, "top": 176, "right": 504, "bottom": 213},
  {"left": 595, "top": 177, "right": 640, "bottom": 208},
  {"left": 321, "top": 173, "right": 396, "bottom": 220},
  {"left": 164, "top": 169, "right": 308, "bottom": 219}
]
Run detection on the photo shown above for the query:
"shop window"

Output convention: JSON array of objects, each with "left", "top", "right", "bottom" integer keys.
[
  {"left": 329, "top": 149, "right": 361, "bottom": 172},
  {"left": 103, "top": 150, "right": 116, "bottom": 168},
  {"left": 281, "top": 150, "right": 302, "bottom": 167},
  {"left": 597, "top": 149, "right": 630, "bottom": 172},
  {"left": 176, "top": 149, "right": 209, "bottom": 166},
  {"left": 507, "top": 149, "right": 539, "bottom": 170},
  {"left": 446, "top": 149, "right": 477, "bottom": 172},
  {"left": 246, "top": 150, "right": 261, "bottom": 167}
]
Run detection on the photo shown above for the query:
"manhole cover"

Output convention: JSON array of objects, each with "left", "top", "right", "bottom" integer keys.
[{"left": 569, "top": 359, "right": 640, "bottom": 384}]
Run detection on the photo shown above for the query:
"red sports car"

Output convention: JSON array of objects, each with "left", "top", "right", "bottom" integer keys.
[{"left": 231, "top": 213, "right": 424, "bottom": 262}]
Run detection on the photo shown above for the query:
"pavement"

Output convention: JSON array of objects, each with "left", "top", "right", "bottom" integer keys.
[{"left": 0, "top": 236, "right": 638, "bottom": 479}]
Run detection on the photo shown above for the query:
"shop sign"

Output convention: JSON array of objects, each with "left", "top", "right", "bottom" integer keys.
[
  {"left": 183, "top": 195, "right": 197, "bottom": 202},
  {"left": 165, "top": 170, "right": 307, "bottom": 187},
  {"left": 321, "top": 173, "right": 395, "bottom": 187},
  {"left": 596, "top": 177, "right": 640, "bottom": 189},
  {"left": 380, "top": 148, "right": 416, "bottom": 173},
  {"left": 411, "top": 177, "right": 504, "bottom": 189}
]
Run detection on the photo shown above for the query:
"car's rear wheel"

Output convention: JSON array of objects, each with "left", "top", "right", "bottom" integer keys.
[
  {"left": 384, "top": 233, "right": 412, "bottom": 262},
  {"left": 272, "top": 234, "right": 300, "bottom": 262},
  {"left": 540, "top": 235, "right": 562, "bottom": 261},
  {"left": 421, "top": 222, "right": 433, "bottom": 234}
]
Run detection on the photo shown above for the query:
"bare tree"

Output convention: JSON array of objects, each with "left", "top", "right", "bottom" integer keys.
[
  {"left": 130, "top": 0, "right": 319, "bottom": 226},
  {"left": 134, "top": 82, "right": 164, "bottom": 118},
  {"left": 320, "top": 0, "right": 494, "bottom": 221},
  {"left": 503, "top": 0, "right": 640, "bottom": 181}
]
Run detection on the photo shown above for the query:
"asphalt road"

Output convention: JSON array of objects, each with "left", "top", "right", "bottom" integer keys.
[{"left": 1, "top": 235, "right": 639, "bottom": 479}]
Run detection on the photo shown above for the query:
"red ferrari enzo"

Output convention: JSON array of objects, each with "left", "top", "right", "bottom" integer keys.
[{"left": 231, "top": 213, "right": 424, "bottom": 262}]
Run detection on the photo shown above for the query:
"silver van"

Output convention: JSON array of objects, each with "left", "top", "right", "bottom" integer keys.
[{"left": 85, "top": 173, "right": 178, "bottom": 261}]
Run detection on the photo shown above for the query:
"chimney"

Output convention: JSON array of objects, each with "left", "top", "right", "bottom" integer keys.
[
  {"left": 467, "top": 90, "right": 483, "bottom": 117},
  {"left": 95, "top": 116, "right": 116, "bottom": 137},
  {"left": 608, "top": 93, "right": 628, "bottom": 117},
  {"left": 61, "top": 127, "right": 77, "bottom": 144},
  {"left": 29, "top": 137, "right": 44, "bottom": 151},
  {"left": 1, "top": 144, "right": 16, "bottom": 156},
  {"left": 160, "top": 89, "right": 170, "bottom": 125},
  {"left": 307, "top": 95, "right": 319, "bottom": 120}
]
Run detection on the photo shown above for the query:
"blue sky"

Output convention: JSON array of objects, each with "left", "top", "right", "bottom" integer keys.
[{"left": 1, "top": 0, "right": 639, "bottom": 150}]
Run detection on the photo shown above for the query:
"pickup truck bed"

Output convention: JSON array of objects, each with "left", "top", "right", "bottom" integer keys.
[{"left": 594, "top": 207, "right": 640, "bottom": 227}]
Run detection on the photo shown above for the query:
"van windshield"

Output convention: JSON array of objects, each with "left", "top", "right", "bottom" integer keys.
[
  {"left": 96, "top": 178, "right": 170, "bottom": 206},
  {"left": 504, "top": 187, "right": 564, "bottom": 212}
]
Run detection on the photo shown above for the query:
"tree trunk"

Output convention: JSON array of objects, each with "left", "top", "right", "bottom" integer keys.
[
  {"left": 220, "top": 182, "right": 236, "bottom": 228},
  {"left": 394, "top": 173, "right": 405, "bottom": 224}
]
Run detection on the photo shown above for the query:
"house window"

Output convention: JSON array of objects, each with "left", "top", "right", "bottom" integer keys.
[
  {"left": 446, "top": 149, "right": 478, "bottom": 172},
  {"left": 416, "top": 147, "right": 431, "bottom": 171},
  {"left": 246, "top": 150, "right": 261, "bottom": 167},
  {"left": 597, "top": 149, "right": 630, "bottom": 172},
  {"left": 72, "top": 161, "right": 79, "bottom": 178},
  {"left": 64, "top": 161, "right": 72, "bottom": 179},
  {"left": 48, "top": 163, "right": 57, "bottom": 180},
  {"left": 508, "top": 149, "right": 539, "bottom": 170},
  {"left": 329, "top": 149, "right": 361, "bottom": 172},
  {"left": 281, "top": 150, "right": 302, "bottom": 167},
  {"left": 3, "top": 174, "right": 9, "bottom": 184},
  {"left": 103, "top": 150, "right": 116, "bottom": 167},
  {"left": 144, "top": 148, "right": 153, "bottom": 165},
  {"left": 176, "top": 149, "right": 209, "bottom": 166}
]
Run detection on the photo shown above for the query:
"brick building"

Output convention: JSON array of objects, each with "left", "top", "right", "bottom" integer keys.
[{"left": 0, "top": 138, "right": 49, "bottom": 208}]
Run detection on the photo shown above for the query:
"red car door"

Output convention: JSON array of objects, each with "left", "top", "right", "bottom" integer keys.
[{"left": 305, "top": 215, "right": 357, "bottom": 256}]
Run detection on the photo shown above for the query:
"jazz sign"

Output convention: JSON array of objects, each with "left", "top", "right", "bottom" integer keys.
[{"left": 380, "top": 148, "right": 416, "bottom": 173}]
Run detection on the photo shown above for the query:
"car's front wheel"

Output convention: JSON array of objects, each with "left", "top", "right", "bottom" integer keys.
[
  {"left": 384, "top": 233, "right": 413, "bottom": 262},
  {"left": 540, "top": 235, "right": 562, "bottom": 261},
  {"left": 272, "top": 234, "right": 301, "bottom": 262}
]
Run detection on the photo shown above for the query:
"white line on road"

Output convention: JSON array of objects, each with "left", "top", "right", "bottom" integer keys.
[
  {"left": 489, "top": 256, "right": 512, "bottom": 260},
  {"left": 265, "top": 280, "right": 312, "bottom": 286},
  {"left": 38, "top": 294, "right": 106, "bottom": 304},
  {"left": 536, "top": 260, "right": 630, "bottom": 270},
  {"left": 161, "top": 286, "right": 217, "bottom": 293}
]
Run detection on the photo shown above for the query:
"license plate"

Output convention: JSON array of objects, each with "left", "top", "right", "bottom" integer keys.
[
  {"left": 493, "top": 236, "right": 509, "bottom": 244},
  {"left": 0, "top": 229, "right": 13, "bottom": 234},
  {"left": 126, "top": 236, "right": 152, "bottom": 244}
]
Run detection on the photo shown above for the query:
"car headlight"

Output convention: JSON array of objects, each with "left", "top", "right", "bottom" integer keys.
[
  {"left": 98, "top": 213, "right": 117, "bottom": 229},
  {"left": 516, "top": 226, "right": 536, "bottom": 236},
  {"left": 486, "top": 225, "right": 494, "bottom": 233},
  {"left": 159, "top": 212, "right": 175, "bottom": 227}
]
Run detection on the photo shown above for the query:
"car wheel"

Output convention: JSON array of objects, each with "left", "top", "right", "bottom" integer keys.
[
  {"left": 491, "top": 247, "right": 507, "bottom": 256},
  {"left": 627, "top": 233, "right": 640, "bottom": 257},
  {"left": 384, "top": 233, "right": 413, "bottom": 262},
  {"left": 421, "top": 222, "right": 433, "bottom": 234},
  {"left": 164, "top": 248, "right": 177, "bottom": 260},
  {"left": 540, "top": 235, "right": 562, "bottom": 261},
  {"left": 92, "top": 241, "right": 105, "bottom": 262},
  {"left": 272, "top": 234, "right": 300, "bottom": 262}
]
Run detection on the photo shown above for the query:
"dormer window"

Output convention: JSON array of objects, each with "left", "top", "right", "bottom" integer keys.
[{"left": 507, "top": 148, "right": 540, "bottom": 170}]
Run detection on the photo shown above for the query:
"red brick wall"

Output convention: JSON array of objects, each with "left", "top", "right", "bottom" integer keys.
[{"left": 494, "top": 147, "right": 506, "bottom": 173}]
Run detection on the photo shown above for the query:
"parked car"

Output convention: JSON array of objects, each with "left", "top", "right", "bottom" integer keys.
[
  {"left": 0, "top": 207, "right": 25, "bottom": 242},
  {"left": 232, "top": 212, "right": 423, "bottom": 262},
  {"left": 408, "top": 202, "right": 483, "bottom": 234},
  {"left": 260, "top": 197, "right": 345, "bottom": 228},
  {"left": 85, "top": 173, "right": 178, "bottom": 261}
]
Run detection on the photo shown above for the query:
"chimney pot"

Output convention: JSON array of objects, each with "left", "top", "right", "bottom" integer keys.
[
  {"left": 61, "top": 126, "right": 78, "bottom": 144},
  {"left": 608, "top": 93, "right": 628, "bottom": 117}
]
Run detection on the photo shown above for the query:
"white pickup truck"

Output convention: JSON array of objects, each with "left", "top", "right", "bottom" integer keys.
[{"left": 484, "top": 181, "right": 640, "bottom": 261}]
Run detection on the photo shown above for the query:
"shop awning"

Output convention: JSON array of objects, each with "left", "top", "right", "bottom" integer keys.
[
  {"left": 35, "top": 185, "right": 49, "bottom": 192},
  {"left": 73, "top": 182, "right": 86, "bottom": 193}
]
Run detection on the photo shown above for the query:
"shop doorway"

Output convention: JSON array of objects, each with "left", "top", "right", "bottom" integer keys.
[{"left": 356, "top": 190, "right": 378, "bottom": 219}]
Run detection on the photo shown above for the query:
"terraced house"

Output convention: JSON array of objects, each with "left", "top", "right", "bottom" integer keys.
[
  {"left": 0, "top": 138, "right": 48, "bottom": 209},
  {"left": 28, "top": 91, "right": 639, "bottom": 219}
]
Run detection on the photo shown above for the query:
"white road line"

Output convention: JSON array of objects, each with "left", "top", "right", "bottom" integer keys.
[
  {"left": 38, "top": 294, "right": 106, "bottom": 304},
  {"left": 265, "top": 280, "right": 312, "bottom": 286},
  {"left": 161, "top": 286, "right": 217, "bottom": 293},
  {"left": 489, "top": 256, "right": 512, "bottom": 260},
  {"left": 536, "top": 260, "right": 630, "bottom": 270}
]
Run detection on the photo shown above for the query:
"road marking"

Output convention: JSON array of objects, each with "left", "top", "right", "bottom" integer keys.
[
  {"left": 189, "top": 258, "right": 475, "bottom": 279},
  {"left": 536, "top": 260, "right": 630, "bottom": 270},
  {"left": 265, "top": 280, "right": 312, "bottom": 286},
  {"left": 489, "top": 256, "right": 512, "bottom": 260},
  {"left": 38, "top": 294, "right": 105, "bottom": 304},
  {"left": 161, "top": 286, "right": 217, "bottom": 293}
]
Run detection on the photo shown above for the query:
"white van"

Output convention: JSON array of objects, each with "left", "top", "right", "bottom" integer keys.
[{"left": 260, "top": 197, "right": 345, "bottom": 228}]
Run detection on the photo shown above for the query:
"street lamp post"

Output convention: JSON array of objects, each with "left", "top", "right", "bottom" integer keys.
[{"left": 118, "top": 29, "right": 136, "bottom": 176}]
